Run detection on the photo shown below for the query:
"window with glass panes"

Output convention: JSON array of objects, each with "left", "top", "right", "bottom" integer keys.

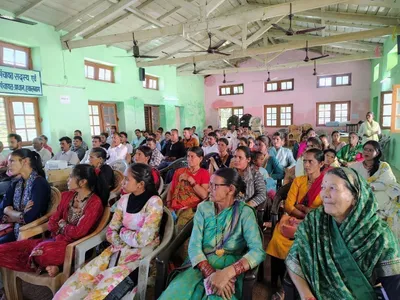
[
  {"left": 265, "top": 79, "right": 294, "bottom": 92},
  {"left": 316, "top": 101, "right": 350, "bottom": 126},
  {"left": 317, "top": 74, "right": 351, "bottom": 88},
  {"left": 0, "top": 41, "right": 31, "bottom": 69},
  {"left": 143, "top": 75, "right": 159, "bottom": 90},
  {"left": 219, "top": 84, "right": 244, "bottom": 96},
  {"left": 380, "top": 91, "right": 392, "bottom": 129},
  {"left": 219, "top": 107, "right": 243, "bottom": 127},
  {"left": 264, "top": 104, "right": 293, "bottom": 127},
  {"left": 88, "top": 102, "right": 118, "bottom": 136},
  {"left": 84, "top": 60, "right": 114, "bottom": 83},
  {"left": 0, "top": 97, "right": 41, "bottom": 146}
]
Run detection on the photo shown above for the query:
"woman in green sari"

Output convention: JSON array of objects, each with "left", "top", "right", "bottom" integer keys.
[
  {"left": 159, "top": 168, "right": 266, "bottom": 299},
  {"left": 336, "top": 132, "right": 363, "bottom": 167},
  {"left": 285, "top": 167, "right": 400, "bottom": 299}
]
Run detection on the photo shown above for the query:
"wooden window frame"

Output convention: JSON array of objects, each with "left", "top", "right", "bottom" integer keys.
[
  {"left": 143, "top": 75, "right": 159, "bottom": 90},
  {"left": 317, "top": 73, "right": 352, "bottom": 88},
  {"left": 84, "top": 60, "right": 115, "bottom": 83},
  {"left": 264, "top": 79, "right": 294, "bottom": 93},
  {"left": 380, "top": 91, "right": 392, "bottom": 129},
  {"left": 0, "top": 96, "right": 41, "bottom": 147},
  {"left": 264, "top": 104, "right": 293, "bottom": 127},
  {"left": 88, "top": 101, "right": 118, "bottom": 136},
  {"left": 391, "top": 85, "right": 400, "bottom": 133},
  {"left": 218, "top": 84, "right": 244, "bottom": 96},
  {"left": 0, "top": 40, "right": 32, "bottom": 70},
  {"left": 316, "top": 101, "right": 351, "bottom": 126}
]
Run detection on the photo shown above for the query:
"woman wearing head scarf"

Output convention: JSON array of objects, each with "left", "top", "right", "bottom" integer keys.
[{"left": 285, "top": 168, "right": 400, "bottom": 299}]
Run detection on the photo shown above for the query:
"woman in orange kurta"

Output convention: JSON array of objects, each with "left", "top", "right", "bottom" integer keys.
[{"left": 267, "top": 149, "right": 328, "bottom": 292}]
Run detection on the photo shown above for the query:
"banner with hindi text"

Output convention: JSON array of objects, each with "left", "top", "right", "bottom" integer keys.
[{"left": 0, "top": 66, "right": 42, "bottom": 96}]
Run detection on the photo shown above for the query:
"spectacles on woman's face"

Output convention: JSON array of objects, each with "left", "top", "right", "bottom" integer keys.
[{"left": 209, "top": 182, "right": 229, "bottom": 191}]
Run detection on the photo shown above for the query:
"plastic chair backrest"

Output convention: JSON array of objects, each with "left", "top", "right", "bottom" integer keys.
[
  {"left": 109, "top": 159, "right": 128, "bottom": 173},
  {"left": 49, "top": 187, "right": 61, "bottom": 214},
  {"left": 111, "top": 170, "right": 124, "bottom": 193}
]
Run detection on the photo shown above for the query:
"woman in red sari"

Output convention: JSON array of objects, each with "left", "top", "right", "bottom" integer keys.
[{"left": 0, "top": 164, "right": 109, "bottom": 277}]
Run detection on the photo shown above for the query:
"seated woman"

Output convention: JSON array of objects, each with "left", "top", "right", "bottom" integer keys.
[
  {"left": 247, "top": 137, "right": 255, "bottom": 151},
  {"left": 0, "top": 149, "right": 50, "bottom": 244},
  {"left": 295, "top": 137, "right": 322, "bottom": 177},
  {"left": 238, "top": 137, "right": 248, "bottom": 148},
  {"left": 270, "top": 132, "right": 296, "bottom": 170},
  {"left": 54, "top": 163, "right": 163, "bottom": 299},
  {"left": 88, "top": 147, "right": 115, "bottom": 191},
  {"left": 351, "top": 141, "right": 400, "bottom": 239},
  {"left": 159, "top": 168, "right": 266, "bottom": 300},
  {"left": 292, "top": 133, "right": 307, "bottom": 160},
  {"left": 329, "top": 130, "right": 346, "bottom": 152},
  {"left": 336, "top": 132, "right": 363, "bottom": 167},
  {"left": 285, "top": 168, "right": 400, "bottom": 299},
  {"left": 217, "top": 138, "right": 233, "bottom": 168},
  {"left": 233, "top": 146, "right": 266, "bottom": 208},
  {"left": 0, "top": 164, "right": 108, "bottom": 277},
  {"left": 255, "top": 135, "right": 284, "bottom": 181},
  {"left": 134, "top": 145, "right": 160, "bottom": 190},
  {"left": 266, "top": 149, "right": 326, "bottom": 291},
  {"left": 167, "top": 147, "right": 209, "bottom": 228},
  {"left": 296, "top": 128, "right": 316, "bottom": 159},
  {"left": 319, "top": 134, "right": 330, "bottom": 150},
  {"left": 324, "top": 148, "right": 340, "bottom": 168}
]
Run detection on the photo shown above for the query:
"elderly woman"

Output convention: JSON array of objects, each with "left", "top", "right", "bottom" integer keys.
[
  {"left": 233, "top": 146, "right": 266, "bottom": 208},
  {"left": 336, "top": 132, "right": 363, "bottom": 167},
  {"left": 285, "top": 168, "right": 400, "bottom": 299},
  {"left": 88, "top": 147, "right": 115, "bottom": 191},
  {"left": 351, "top": 141, "right": 400, "bottom": 239},
  {"left": 0, "top": 164, "right": 108, "bottom": 277},
  {"left": 167, "top": 147, "right": 210, "bottom": 228},
  {"left": 55, "top": 164, "right": 163, "bottom": 299},
  {"left": 358, "top": 111, "right": 381, "bottom": 144},
  {"left": 255, "top": 135, "right": 284, "bottom": 181},
  {"left": 0, "top": 149, "right": 50, "bottom": 244},
  {"left": 329, "top": 130, "right": 346, "bottom": 152},
  {"left": 159, "top": 168, "right": 266, "bottom": 299},
  {"left": 267, "top": 149, "right": 326, "bottom": 291}
]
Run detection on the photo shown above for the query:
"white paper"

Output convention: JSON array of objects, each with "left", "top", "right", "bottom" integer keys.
[{"left": 60, "top": 95, "right": 70, "bottom": 104}]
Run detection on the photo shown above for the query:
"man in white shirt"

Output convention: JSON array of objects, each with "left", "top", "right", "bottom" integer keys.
[
  {"left": 106, "top": 125, "right": 117, "bottom": 145},
  {"left": 202, "top": 132, "right": 219, "bottom": 156},
  {"left": 32, "top": 137, "right": 51, "bottom": 166},
  {"left": 107, "top": 132, "right": 128, "bottom": 164},
  {"left": 52, "top": 136, "right": 80, "bottom": 165},
  {"left": 81, "top": 135, "right": 103, "bottom": 164},
  {"left": 120, "top": 131, "right": 133, "bottom": 154}
]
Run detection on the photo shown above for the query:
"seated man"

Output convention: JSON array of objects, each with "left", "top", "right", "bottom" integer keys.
[
  {"left": 72, "top": 136, "right": 86, "bottom": 161},
  {"left": 107, "top": 132, "right": 128, "bottom": 164},
  {"left": 131, "top": 129, "right": 145, "bottom": 149},
  {"left": 0, "top": 141, "right": 5, "bottom": 165},
  {"left": 81, "top": 135, "right": 102, "bottom": 164},
  {"left": 159, "top": 129, "right": 186, "bottom": 169},
  {"left": 100, "top": 132, "right": 110, "bottom": 150},
  {"left": 120, "top": 131, "right": 133, "bottom": 154},
  {"left": 146, "top": 137, "right": 164, "bottom": 168},
  {"left": 106, "top": 125, "right": 117, "bottom": 145},
  {"left": 149, "top": 133, "right": 162, "bottom": 151},
  {"left": 202, "top": 132, "right": 219, "bottom": 156},
  {"left": 40, "top": 134, "right": 53, "bottom": 155},
  {"left": 183, "top": 127, "right": 199, "bottom": 149},
  {"left": 52, "top": 136, "right": 80, "bottom": 165},
  {"left": 72, "top": 130, "right": 88, "bottom": 151},
  {"left": 32, "top": 137, "right": 52, "bottom": 166}
]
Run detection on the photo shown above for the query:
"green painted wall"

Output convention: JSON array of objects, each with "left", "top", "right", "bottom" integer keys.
[
  {"left": 370, "top": 35, "right": 400, "bottom": 170},
  {"left": 0, "top": 10, "right": 205, "bottom": 149}
]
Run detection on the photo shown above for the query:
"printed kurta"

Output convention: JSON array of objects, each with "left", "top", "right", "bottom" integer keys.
[
  {"left": 54, "top": 194, "right": 163, "bottom": 300},
  {"left": 159, "top": 200, "right": 266, "bottom": 300}
]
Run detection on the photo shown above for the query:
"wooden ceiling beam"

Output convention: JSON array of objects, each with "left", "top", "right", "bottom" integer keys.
[
  {"left": 64, "top": 0, "right": 349, "bottom": 49},
  {"left": 83, "top": 12, "right": 131, "bottom": 39},
  {"left": 15, "top": 0, "right": 47, "bottom": 17},
  {"left": 177, "top": 52, "right": 378, "bottom": 75},
  {"left": 206, "top": 0, "right": 228, "bottom": 17},
  {"left": 244, "top": 16, "right": 285, "bottom": 48},
  {"left": 137, "top": 26, "right": 395, "bottom": 67}
]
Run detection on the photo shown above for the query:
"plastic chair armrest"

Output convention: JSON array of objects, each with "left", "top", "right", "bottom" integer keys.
[
  {"left": 74, "top": 227, "right": 107, "bottom": 271},
  {"left": 17, "top": 222, "right": 48, "bottom": 240},
  {"left": 19, "top": 215, "right": 50, "bottom": 232}
]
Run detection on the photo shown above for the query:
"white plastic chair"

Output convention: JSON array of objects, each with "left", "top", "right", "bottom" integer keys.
[
  {"left": 109, "top": 159, "right": 128, "bottom": 173},
  {"left": 74, "top": 207, "right": 174, "bottom": 300}
]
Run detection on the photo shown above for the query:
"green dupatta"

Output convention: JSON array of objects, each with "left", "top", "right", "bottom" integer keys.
[{"left": 286, "top": 168, "right": 400, "bottom": 299}]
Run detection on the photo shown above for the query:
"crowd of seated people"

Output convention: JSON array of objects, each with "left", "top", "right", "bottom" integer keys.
[{"left": 0, "top": 116, "right": 399, "bottom": 300}]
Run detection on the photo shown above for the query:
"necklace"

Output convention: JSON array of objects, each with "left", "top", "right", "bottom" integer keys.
[{"left": 214, "top": 207, "right": 226, "bottom": 257}]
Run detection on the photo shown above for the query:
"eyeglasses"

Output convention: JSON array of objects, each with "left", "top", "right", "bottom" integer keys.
[{"left": 209, "top": 182, "right": 229, "bottom": 190}]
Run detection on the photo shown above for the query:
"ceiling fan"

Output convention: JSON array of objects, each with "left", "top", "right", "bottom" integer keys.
[
  {"left": 304, "top": 41, "right": 329, "bottom": 62},
  {"left": 116, "top": 33, "right": 158, "bottom": 59},
  {"left": 252, "top": 71, "right": 278, "bottom": 82},
  {"left": 272, "top": 3, "right": 325, "bottom": 36},
  {"left": 179, "top": 32, "right": 230, "bottom": 56},
  {"left": 0, "top": 14, "right": 37, "bottom": 25},
  {"left": 192, "top": 63, "right": 200, "bottom": 75},
  {"left": 222, "top": 70, "right": 234, "bottom": 84}
]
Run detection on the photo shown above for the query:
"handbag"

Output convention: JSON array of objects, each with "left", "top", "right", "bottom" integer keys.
[
  {"left": 0, "top": 223, "right": 14, "bottom": 237},
  {"left": 279, "top": 215, "right": 302, "bottom": 239}
]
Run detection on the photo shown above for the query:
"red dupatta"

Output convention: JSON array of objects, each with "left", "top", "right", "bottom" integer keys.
[{"left": 301, "top": 166, "right": 332, "bottom": 207}]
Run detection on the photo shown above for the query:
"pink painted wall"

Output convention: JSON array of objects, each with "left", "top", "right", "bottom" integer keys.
[{"left": 204, "top": 50, "right": 371, "bottom": 134}]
